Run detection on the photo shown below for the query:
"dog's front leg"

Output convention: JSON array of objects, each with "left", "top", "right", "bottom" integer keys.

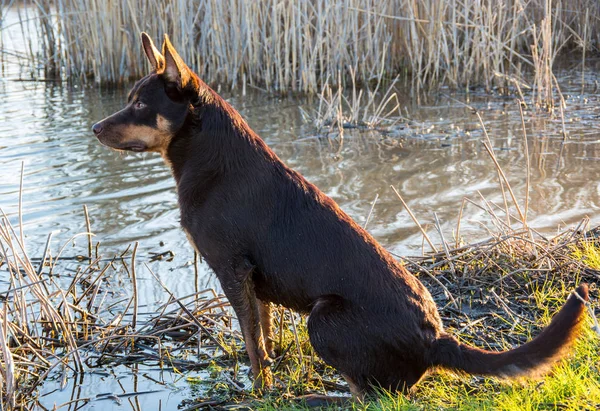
[
  {"left": 258, "top": 300, "right": 275, "bottom": 358},
  {"left": 219, "top": 256, "right": 272, "bottom": 391}
]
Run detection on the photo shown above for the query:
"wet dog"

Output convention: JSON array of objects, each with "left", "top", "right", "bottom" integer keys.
[{"left": 92, "top": 33, "right": 589, "bottom": 401}]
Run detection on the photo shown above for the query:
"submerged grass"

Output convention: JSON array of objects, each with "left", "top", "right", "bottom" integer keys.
[{"left": 2, "top": 0, "right": 599, "bottom": 97}]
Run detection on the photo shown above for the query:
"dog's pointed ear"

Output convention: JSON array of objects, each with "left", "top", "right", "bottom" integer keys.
[
  {"left": 141, "top": 32, "right": 164, "bottom": 72},
  {"left": 162, "top": 34, "right": 192, "bottom": 89}
]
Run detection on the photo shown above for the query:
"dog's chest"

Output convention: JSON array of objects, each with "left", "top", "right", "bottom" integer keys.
[
  {"left": 252, "top": 270, "right": 313, "bottom": 313},
  {"left": 182, "top": 227, "right": 201, "bottom": 254}
]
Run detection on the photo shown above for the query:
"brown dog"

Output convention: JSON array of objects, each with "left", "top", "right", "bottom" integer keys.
[{"left": 92, "top": 33, "right": 589, "bottom": 400}]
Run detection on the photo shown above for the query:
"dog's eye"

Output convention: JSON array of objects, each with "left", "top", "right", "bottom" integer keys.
[{"left": 134, "top": 101, "right": 146, "bottom": 109}]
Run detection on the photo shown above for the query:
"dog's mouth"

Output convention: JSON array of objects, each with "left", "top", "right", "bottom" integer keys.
[
  {"left": 119, "top": 142, "right": 148, "bottom": 152},
  {"left": 97, "top": 137, "right": 148, "bottom": 153}
]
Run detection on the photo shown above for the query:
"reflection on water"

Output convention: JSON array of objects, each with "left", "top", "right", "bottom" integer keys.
[{"left": 2, "top": 8, "right": 600, "bottom": 410}]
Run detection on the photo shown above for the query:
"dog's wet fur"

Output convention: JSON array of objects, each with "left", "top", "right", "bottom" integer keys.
[{"left": 93, "top": 33, "right": 589, "bottom": 402}]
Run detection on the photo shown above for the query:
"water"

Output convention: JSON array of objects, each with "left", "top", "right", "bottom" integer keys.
[
  {"left": 2, "top": 7, "right": 600, "bottom": 410},
  {"left": 4, "top": 80, "right": 599, "bottom": 269}
]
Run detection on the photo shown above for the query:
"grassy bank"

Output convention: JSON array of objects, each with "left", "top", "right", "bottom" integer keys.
[
  {"left": 261, "top": 230, "right": 600, "bottom": 410},
  {"left": 3, "top": 0, "right": 598, "bottom": 93}
]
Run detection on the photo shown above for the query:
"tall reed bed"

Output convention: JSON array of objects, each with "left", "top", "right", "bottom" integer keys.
[{"left": 2, "top": 0, "right": 598, "bottom": 93}]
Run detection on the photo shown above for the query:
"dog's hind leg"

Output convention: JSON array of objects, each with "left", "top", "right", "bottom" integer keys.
[
  {"left": 218, "top": 256, "right": 272, "bottom": 390},
  {"left": 307, "top": 295, "right": 368, "bottom": 400},
  {"left": 258, "top": 300, "right": 275, "bottom": 358}
]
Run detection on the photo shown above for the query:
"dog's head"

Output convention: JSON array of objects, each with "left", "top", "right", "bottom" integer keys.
[{"left": 92, "top": 33, "right": 202, "bottom": 156}]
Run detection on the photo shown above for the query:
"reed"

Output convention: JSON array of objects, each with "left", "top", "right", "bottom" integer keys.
[
  {"left": 302, "top": 69, "right": 404, "bottom": 137},
  {"left": 1, "top": 0, "right": 597, "bottom": 98}
]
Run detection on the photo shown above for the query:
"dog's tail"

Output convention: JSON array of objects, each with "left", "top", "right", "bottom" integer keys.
[{"left": 429, "top": 284, "right": 588, "bottom": 378}]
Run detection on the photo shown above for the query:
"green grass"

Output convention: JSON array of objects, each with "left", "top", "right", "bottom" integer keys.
[{"left": 572, "top": 241, "right": 600, "bottom": 271}]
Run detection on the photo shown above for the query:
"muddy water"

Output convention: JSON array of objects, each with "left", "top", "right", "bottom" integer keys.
[{"left": 3, "top": 8, "right": 600, "bottom": 410}]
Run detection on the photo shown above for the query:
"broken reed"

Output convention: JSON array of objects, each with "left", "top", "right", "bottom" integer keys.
[{"left": 4, "top": 0, "right": 598, "bottom": 94}]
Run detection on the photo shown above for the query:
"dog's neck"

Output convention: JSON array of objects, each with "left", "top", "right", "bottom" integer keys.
[{"left": 165, "top": 88, "right": 279, "bottom": 200}]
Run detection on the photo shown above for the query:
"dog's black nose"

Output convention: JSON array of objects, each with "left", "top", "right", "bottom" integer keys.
[{"left": 92, "top": 123, "right": 103, "bottom": 135}]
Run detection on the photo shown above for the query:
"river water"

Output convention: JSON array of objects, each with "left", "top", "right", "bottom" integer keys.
[{"left": 2, "top": 6, "right": 600, "bottom": 410}]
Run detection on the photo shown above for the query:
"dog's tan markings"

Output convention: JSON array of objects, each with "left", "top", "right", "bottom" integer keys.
[
  {"left": 119, "top": 124, "right": 173, "bottom": 156},
  {"left": 183, "top": 228, "right": 200, "bottom": 254},
  {"left": 156, "top": 114, "right": 171, "bottom": 132},
  {"left": 258, "top": 301, "right": 274, "bottom": 357}
]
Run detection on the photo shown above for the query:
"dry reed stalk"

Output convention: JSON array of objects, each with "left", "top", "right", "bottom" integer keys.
[
  {"left": 517, "top": 101, "right": 531, "bottom": 222},
  {"left": 474, "top": 110, "right": 526, "bottom": 227},
  {"left": 363, "top": 193, "right": 379, "bottom": 230},
  {"left": 289, "top": 310, "right": 305, "bottom": 375},
  {"left": 2, "top": 0, "right": 597, "bottom": 98},
  {"left": 0, "top": 304, "right": 15, "bottom": 410},
  {"left": 83, "top": 204, "right": 92, "bottom": 260},
  {"left": 131, "top": 241, "right": 138, "bottom": 330},
  {"left": 312, "top": 70, "right": 403, "bottom": 133},
  {"left": 0, "top": 188, "right": 242, "bottom": 409},
  {"left": 390, "top": 185, "right": 438, "bottom": 253}
]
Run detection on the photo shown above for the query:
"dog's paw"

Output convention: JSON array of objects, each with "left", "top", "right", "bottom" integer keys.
[
  {"left": 265, "top": 341, "right": 277, "bottom": 359},
  {"left": 260, "top": 355, "right": 273, "bottom": 367},
  {"left": 252, "top": 370, "right": 273, "bottom": 393}
]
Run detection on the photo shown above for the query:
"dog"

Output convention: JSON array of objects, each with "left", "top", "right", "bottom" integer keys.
[{"left": 92, "top": 33, "right": 589, "bottom": 401}]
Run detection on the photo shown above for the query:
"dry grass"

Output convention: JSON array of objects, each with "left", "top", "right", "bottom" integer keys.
[
  {"left": 0, "top": 196, "right": 244, "bottom": 409},
  {"left": 300, "top": 69, "right": 405, "bottom": 138},
  {"left": 2, "top": 0, "right": 598, "bottom": 99}
]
